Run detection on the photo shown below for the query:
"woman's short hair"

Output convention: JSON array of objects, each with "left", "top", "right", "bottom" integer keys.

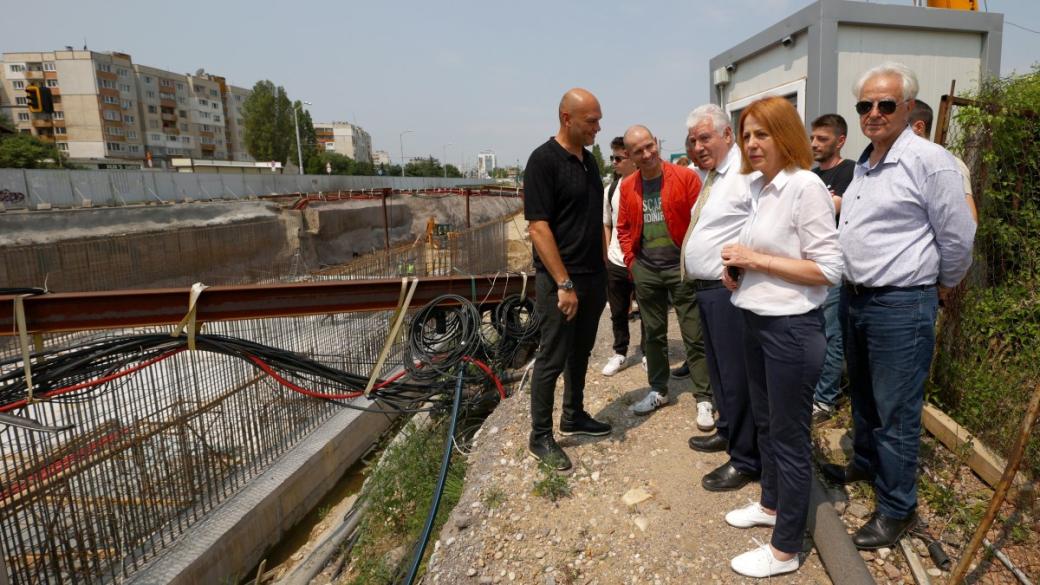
[{"left": 737, "top": 96, "right": 812, "bottom": 175}]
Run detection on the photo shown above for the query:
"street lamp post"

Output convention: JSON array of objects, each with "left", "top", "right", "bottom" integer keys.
[
  {"left": 399, "top": 130, "right": 413, "bottom": 177},
  {"left": 442, "top": 142, "right": 453, "bottom": 178},
  {"left": 292, "top": 100, "right": 312, "bottom": 175}
]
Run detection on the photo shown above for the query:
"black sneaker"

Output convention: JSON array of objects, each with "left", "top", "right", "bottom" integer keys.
[
  {"left": 528, "top": 435, "right": 572, "bottom": 471},
  {"left": 671, "top": 363, "right": 690, "bottom": 378},
  {"left": 560, "top": 413, "right": 612, "bottom": 437}
]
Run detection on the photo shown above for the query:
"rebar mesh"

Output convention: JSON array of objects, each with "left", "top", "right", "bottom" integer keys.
[{"left": 0, "top": 217, "right": 513, "bottom": 583}]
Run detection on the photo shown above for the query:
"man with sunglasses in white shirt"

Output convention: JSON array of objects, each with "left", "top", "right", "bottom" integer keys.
[{"left": 824, "top": 62, "right": 976, "bottom": 550}]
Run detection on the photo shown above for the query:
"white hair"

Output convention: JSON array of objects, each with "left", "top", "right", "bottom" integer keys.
[
  {"left": 852, "top": 61, "right": 919, "bottom": 101},
  {"left": 686, "top": 104, "right": 731, "bottom": 134}
]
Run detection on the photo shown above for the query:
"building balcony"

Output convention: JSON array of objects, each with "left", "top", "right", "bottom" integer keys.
[
  {"left": 96, "top": 70, "right": 118, "bottom": 81},
  {"left": 161, "top": 113, "right": 177, "bottom": 122},
  {"left": 99, "top": 88, "right": 120, "bottom": 98},
  {"left": 163, "top": 127, "right": 180, "bottom": 136},
  {"left": 44, "top": 70, "right": 58, "bottom": 80},
  {"left": 160, "top": 98, "right": 177, "bottom": 108},
  {"left": 47, "top": 87, "right": 61, "bottom": 96},
  {"left": 24, "top": 70, "right": 44, "bottom": 80},
  {"left": 31, "top": 118, "right": 53, "bottom": 128},
  {"left": 36, "top": 134, "right": 55, "bottom": 143},
  {"left": 199, "top": 130, "right": 214, "bottom": 139}
]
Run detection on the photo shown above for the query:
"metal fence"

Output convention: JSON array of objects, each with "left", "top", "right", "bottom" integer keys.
[
  {"left": 0, "top": 218, "right": 513, "bottom": 584},
  {"left": 0, "top": 169, "right": 492, "bottom": 210}
]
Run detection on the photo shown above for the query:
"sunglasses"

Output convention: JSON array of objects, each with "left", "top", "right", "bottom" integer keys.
[
  {"left": 855, "top": 99, "right": 904, "bottom": 116},
  {"left": 611, "top": 155, "right": 628, "bottom": 163}
]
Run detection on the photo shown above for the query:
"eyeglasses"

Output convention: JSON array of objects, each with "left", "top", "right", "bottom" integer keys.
[
  {"left": 855, "top": 99, "right": 904, "bottom": 116},
  {"left": 611, "top": 155, "right": 628, "bottom": 163}
]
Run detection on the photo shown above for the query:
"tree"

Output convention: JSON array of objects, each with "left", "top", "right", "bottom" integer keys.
[
  {"left": 0, "top": 110, "right": 14, "bottom": 134},
  {"left": 310, "top": 151, "right": 355, "bottom": 175},
  {"left": 444, "top": 164, "right": 463, "bottom": 178},
  {"left": 591, "top": 143, "right": 607, "bottom": 174},
  {"left": 241, "top": 80, "right": 296, "bottom": 164},
  {"left": 490, "top": 167, "right": 509, "bottom": 179},
  {"left": 404, "top": 156, "right": 445, "bottom": 177},
  {"left": 0, "top": 133, "right": 63, "bottom": 168}
]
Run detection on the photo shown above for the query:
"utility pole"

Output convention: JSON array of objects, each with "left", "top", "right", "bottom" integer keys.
[
  {"left": 292, "top": 100, "right": 311, "bottom": 175},
  {"left": 399, "top": 130, "right": 413, "bottom": 177}
]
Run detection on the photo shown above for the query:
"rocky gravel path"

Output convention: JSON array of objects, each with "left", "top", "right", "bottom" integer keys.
[{"left": 424, "top": 309, "right": 833, "bottom": 584}]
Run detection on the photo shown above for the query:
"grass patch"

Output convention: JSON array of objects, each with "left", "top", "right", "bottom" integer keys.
[
  {"left": 532, "top": 456, "right": 571, "bottom": 502},
  {"left": 343, "top": 417, "right": 467, "bottom": 585},
  {"left": 481, "top": 486, "right": 506, "bottom": 510}
]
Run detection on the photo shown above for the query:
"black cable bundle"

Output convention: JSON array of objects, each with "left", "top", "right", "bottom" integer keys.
[{"left": 404, "top": 294, "right": 482, "bottom": 382}]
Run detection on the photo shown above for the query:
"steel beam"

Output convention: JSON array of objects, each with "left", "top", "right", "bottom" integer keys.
[{"left": 0, "top": 273, "right": 534, "bottom": 336}]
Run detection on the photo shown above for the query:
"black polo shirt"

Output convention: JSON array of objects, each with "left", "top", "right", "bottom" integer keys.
[{"left": 523, "top": 138, "right": 604, "bottom": 275}]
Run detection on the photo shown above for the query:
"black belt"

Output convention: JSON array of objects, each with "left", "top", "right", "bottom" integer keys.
[
  {"left": 691, "top": 279, "right": 725, "bottom": 291},
  {"left": 843, "top": 283, "right": 936, "bottom": 296}
]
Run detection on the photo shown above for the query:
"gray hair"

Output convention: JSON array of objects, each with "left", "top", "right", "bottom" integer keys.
[
  {"left": 686, "top": 104, "right": 731, "bottom": 134},
  {"left": 852, "top": 61, "right": 919, "bottom": 101}
]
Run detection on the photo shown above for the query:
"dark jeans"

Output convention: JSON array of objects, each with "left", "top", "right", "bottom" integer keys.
[
  {"left": 813, "top": 285, "right": 844, "bottom": 406},
  {"left": 606, "top": 262, "right": 644, "bottom": 357},
  {"left": 697, "top": 284, "right": 759, "bottom": 476},
  {"left": 843, "top": 285, "right": 938, "bottom": 519},
  {"left": 530, "top": 270, "right": 607, "bottom": 439},
  {"left": 631, "top": 262, "right": 710, "bottom": 400},
  {"left": 742, "top": 308, "right": 825, "bottom": 554}
]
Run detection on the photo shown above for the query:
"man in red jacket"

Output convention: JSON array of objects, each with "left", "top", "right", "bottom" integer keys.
[{"left": 617, "top": 125, "right": 710, "bottom": 415}]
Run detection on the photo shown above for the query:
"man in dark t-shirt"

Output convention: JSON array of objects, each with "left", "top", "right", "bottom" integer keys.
[
  {"left": 809, "top": 114, "right": 855, "bottom": 422},
  {"left": 522, "top": 88, "right": 611, "bottom": 471}
]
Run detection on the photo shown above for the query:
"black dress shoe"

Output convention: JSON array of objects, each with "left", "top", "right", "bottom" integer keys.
[
  {"left": 853, "top": 512, "right": 916, "bottom": 549},
  {"left": 688, "top": 433, "right": 728, "bottom": 453},
  {"left": 671, "top": 363, "right": 690, "bottom": 378},
  {"left": 528, "top": 435, "right": 572, "bottom": 471},
  {"left": 702, "top": 462, "right": 757, "bottom": 492},
  {"left": 560, "top": 413, "right": 612, "bottom": 437},
  {"left": 819, "top": 462, "right": 872, "bottom": 485}
]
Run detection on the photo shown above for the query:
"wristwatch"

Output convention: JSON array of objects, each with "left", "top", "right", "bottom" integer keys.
[{"left": 558, "top": 279, "right": 575, "bottom": 291}]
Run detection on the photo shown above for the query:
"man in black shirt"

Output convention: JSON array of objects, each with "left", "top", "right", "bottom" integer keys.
[
  {"left": 523, "top": 88, "right": 611, "bottom": 471},
  {"left": 808, "top": 114, "right": 855, "bottom": 422}
]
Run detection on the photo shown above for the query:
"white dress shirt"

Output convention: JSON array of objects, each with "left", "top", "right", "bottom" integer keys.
[
  {"left": 602, "top": 177, "right": 625, "bottom": 267},
  {"left": 731, "top": 168, "right": 844, "bottom": 316},
  {"left": 683, "top": 144, "right": 754, "bottom": 280}
]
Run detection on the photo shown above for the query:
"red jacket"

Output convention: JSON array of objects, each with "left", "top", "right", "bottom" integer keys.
[{"left": 616, "top": 161, "right": 702, "bottom": 269}]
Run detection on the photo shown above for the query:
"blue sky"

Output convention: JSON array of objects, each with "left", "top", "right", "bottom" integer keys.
[{"left": 4, "top": 0, "right": 1038, "bottom": 171}]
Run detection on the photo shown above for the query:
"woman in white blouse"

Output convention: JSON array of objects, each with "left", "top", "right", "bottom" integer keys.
[{"left": 719, "top": 96, "right": 844, "bottom": 578}]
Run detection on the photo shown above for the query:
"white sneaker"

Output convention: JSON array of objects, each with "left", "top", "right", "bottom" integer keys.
[
  {"left": 631, "top": 390, "right": 669, "bottom": 415},
  {"left": 641, "top": 356, "right": 647, "bottom": 371},
  {"left": 696, "top": 401, "right": 715, "bottom": 432},
  {"left": 725, "top": 502, "right": 777, "bottom": 528},
  {"left": 601, "top": 354, "right": 626, "bottom": 376},
  {"left": 731, "top": 543, "right": 799, "bottom": 578}
]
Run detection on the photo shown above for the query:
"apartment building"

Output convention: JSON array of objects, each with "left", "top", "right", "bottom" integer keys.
[
  {"left": 477, "top": 151, "right": 496, "bottom": 179},
  {"left": 372, "top": 150, "right": 391, "bottom": 166},
  {"left": 313, "top": 121, "right": 372, "bottom": 163},
  {"left": 0, "top": 49, "right": 254, "bottom": 168}
]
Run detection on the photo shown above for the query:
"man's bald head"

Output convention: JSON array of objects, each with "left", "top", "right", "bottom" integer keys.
[
  {"left": 556, "top": 88, "right": 602, "bottom": 150},
  {"left": 623, "top": 125, "right": 662, "bottom": 178}
]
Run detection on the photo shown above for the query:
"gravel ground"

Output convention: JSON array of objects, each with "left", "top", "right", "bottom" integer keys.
[{"left": 423, "top": 308, "right": 833, "bottom": 585}]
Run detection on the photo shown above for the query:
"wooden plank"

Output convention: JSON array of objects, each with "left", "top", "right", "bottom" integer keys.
[{"left": 922, "top": 403, "right": 1029, "bottom": 490}]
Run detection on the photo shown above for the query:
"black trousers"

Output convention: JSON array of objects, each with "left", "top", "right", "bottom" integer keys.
[
  {"left": 742, "top": 308, "right": 824, "bottom": 554},
  {"left": 696, "top": 285, "right": 759, "bottom": 476},
  {"left": 606, "top": 262, "right": 644, "bottom": 356},
  {"left": 530, "top": 270, "right": 607, "bottom": 439}
]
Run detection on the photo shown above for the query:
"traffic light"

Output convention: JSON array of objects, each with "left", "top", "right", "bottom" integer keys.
[
  {"left": 25, "top": 86, "right": 42, "bottom": 113},
  {"left": 38, "top": 86, "right": 54, "bottom": 114}
]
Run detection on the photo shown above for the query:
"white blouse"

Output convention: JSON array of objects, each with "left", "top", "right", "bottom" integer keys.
[{"left": 730, "top": 168, "right": 843, "bottom": 317}]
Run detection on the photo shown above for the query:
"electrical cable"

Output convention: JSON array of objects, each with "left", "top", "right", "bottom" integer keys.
[{"left": 401, "top": 365, "right": 465, "bottom": 585}]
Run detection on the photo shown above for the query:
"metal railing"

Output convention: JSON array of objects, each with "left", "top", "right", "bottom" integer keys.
[{"left": 0, "top": 217, "right": 516, "bottom": 584}]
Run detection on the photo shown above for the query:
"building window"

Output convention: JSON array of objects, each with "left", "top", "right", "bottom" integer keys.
[
  {"left": 235, "top": 95, "right": 242, "bottom": 102},
  {"left": 128, "top": 130, "right": 137, "bottom": 139},
  {"left": 176, "top": 82, "right": 184, "bottom": 91},
  {"left": 107, "top": 127, "right": 124, "bottom": 136},
  {"left": 211, "top": 102, "right": 218, "bottom": 109},
  {"left": 106, "top": 142, "right": 122, "bottom": 151},
  {"left": 149, "top": 120, "right": 159, "bottom": 129},
  {"left": 198, "top": 98, "right": 208, "bottom": 106},
  {"left": 178, "top": 97, "right": 187, "bottom": 105},
  {"left": 143, "top": 76, "right": 153, "bottom": 83},
  {"left": 145, "top": 90, "right": 155, "bottom": 98},
  {"left": 103, "top": 110, "right": 120, "bottom": 121},
  {"left": 55, "top": 127, "right": 67, "bottom": 135},
  {"left": 103, "top": 95, "right": 119, "bottom": 104},
  {"left": 147, "top": 105, "right": 157, "bottom": 113},
  {"left": 119, "top": 83, "right": 131, "bottom": 92},
  {"left": 99, "top": 79, "right": 116, "bottom": 89},
  {"left": 160, "top": 79, "right": 174, "bottom": 87},
  {"left": 209, "top": 89, "right": 218, "bottom": 97},
  {"left": 117, "top": 67, "right": 128, "bottom": 77},
  {"left": 122, "top": 99, "right": 133, "bottom": 109},
  {"left": 180, "top": 123, "right": 188, "bottom": 131},
  {"left": 193, "top": 85, "right": 203, "bottom": 92},
  {"left": 181, "top": 136, "right": 190, "bottom": 143},
  {"left": 9, "top": 64, "right": 25, "bottom": 72},
  {"left": 123, "top": 114, "right": 135, "bottom": 123},
  {"left": 12, "top": 80, "right": 25, "bottom": 89},
  {"left": 17, "top": 113, "right": 30, "bottom": 121},
  {"left": 97, "top": 63, "right": 112, "bottom": 73},
  {"left": 200, "top": 112, "right": 210, "bottom": 120},
  {"left": 214, "top": 115, "right": 221, "bottom": 122},
  {"left": 15, "top": 97, "right": 27, "bottom": 105},
  {"left": 43, "top": 62, "right": 56, "bottom": 71},
  {"left": 53, "top": 111, "right": 64, "bottom": 120},
  {"left": 57, "top": 142, "right": 69, "bottom": 151},
  {"left": 179, "top": 109, "right": 187, "bottom": 117},
  {"left": 129, "top": 145, "right": 140, "bottom": 153},
  {"left": 46, "top": 79, "right": 59, "bottom": 88},
  {"left": 150, "top": 133, "right": 161, "bottom": 141}
]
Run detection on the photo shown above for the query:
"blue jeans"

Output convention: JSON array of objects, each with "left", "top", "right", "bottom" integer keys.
[
  {"left": 843, "top": 285, "right": 938, "bottom": 519},
  {"left": 813, "top": 285, "right": 844, "bottom": 406}
]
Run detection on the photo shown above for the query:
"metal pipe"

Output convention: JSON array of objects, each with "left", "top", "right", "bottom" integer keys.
[{"left": 0, "top": 273, "right": 531, "bottom": 335}]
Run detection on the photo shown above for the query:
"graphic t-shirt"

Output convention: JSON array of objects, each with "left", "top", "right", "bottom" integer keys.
[
  {"left": 813, "top": 159, "right": 855, "bottom": 225},
  {"left": 636, "top": 175, "right": 680, "bottom": 270}
]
